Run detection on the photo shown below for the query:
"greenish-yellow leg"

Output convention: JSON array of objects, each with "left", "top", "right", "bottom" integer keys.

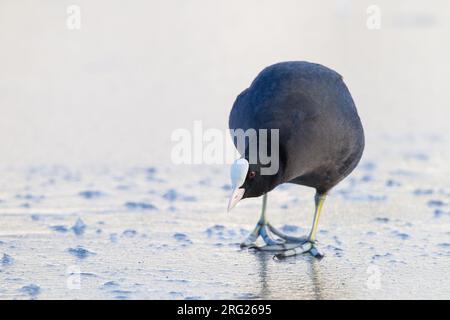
[
  {"left": 241, "top": 194, "right": 286, "bottom": 249},
  {"left": 275, "top": 193, "right": 327, "bottom": 259},
  {"left": 309, "top": 193, "right": 326, "bottom": 242},
  {"left": 241, "top": 192, "right": 327, "bottom": 258}
]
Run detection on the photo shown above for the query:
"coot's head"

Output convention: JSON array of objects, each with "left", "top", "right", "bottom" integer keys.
[{"left": 227, "top": 158, "right": 280, "bottom": 211}]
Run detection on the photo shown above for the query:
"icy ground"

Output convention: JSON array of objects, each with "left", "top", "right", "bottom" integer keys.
[{"left": 1, "top": 134, "right": 450, "bottom": 299}]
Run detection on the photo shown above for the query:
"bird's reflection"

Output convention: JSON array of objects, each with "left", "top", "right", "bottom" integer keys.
[
  {"left": 253, "top": 252, "right": 271, "bottom": 299},
  {"left": 308, "top": 258, "right": 324, "bottom": 299},
  {"left": 252, "top": 252, "right": 325, "bottom": 299}
]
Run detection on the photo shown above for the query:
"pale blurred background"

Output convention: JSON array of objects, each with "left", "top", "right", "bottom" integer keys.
[{"left": 0, "top": 0, "right": 449, "bottom": 166}]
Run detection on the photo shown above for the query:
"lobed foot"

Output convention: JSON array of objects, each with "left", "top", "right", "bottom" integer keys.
[
  {"left": 240, "top": 222, "right": 284, "bottom": 249},
  {"left": 241, "top": 222, "right": 323, "bottom": 258},
  {"left": 274, "top": 241, "right": 324, "bottom": 260}
]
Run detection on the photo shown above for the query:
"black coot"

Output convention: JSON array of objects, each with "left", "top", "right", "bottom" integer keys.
[{"left": 227, "top": 61, "right": 364, "bottom": 258}]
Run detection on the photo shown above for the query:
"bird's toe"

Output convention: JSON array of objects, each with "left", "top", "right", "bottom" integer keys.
[
  {"left": 267, "top": 224, "right": 309, "bottom": 243},
  {"left": 273, "top": 241, "right": 324, "bottom": 259}
]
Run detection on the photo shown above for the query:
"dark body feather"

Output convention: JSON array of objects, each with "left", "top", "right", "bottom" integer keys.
[{"left": 229, "top": 61, "right": 365, "bottom": 194}]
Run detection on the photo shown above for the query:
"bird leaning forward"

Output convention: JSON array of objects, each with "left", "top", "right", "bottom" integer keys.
[{"left": 227, "top": 61, "right": 365, "bottom": 259}]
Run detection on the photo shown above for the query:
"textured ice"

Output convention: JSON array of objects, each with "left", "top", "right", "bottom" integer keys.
[
  {"left": 125, "top": 202, "right": 157, "bottom": 210},
  {"left": 427, "top": 200, "right": 446, "bottom": 208},
  {"left": 109, "top": 233, "right": 119, "bottom": 243},
  {"left": 20, "top": 284, "right": 40, "bottom": 297},
  {"left": 340, "top": 193, "right": 388, "bottom": 202},
  {"left": 71, "top": 218, "right": 87, "bottom": 236},
  {"left": 386, "top": 179, "right": 402, "bottom": 187},
  {"left": 1, "top": 135, "right": 450, "bottom": 299},
  {"left": 79, "top": 190, "right": 104, "bottom": 199},
  {"left": 173, "top": 233, "right": 192, "bottom": 244},
  {"left": 434, "top": 209, "right": 450, "bottom": 218},
  {"left": 281, "top": 224, "right": 300, "bottom": 233},
  {"left": 1, "top": 254, "right": 14, "bottom": 266},
  {"left": 163, "top": 189, "right": 197, "bottom": 202},
  {"left": 413, "top": 189, "right": 434, "bottom": 196},
  {"left": 390, "top": 169, "right": 417, "bottom": 177},
  {"left": 163, "top": 190, "right": 177, "bottom": 201},
  {"left": 221, "top": 184, "right": 232, "bottom": 191},
  {"left": 405, "top": 152, "right": 428, "bottom": 161},
  {"left": 372, "top": 252, "right": 393, "bottom": 261},
  {"left": 359, "top": 161, "right": 376, "bottom": 172},
  {"left": 205, "top": 225, "right": 225, "bottom": 237},
  {"left": 374, "top": 217, "right": 390, "bottom": 224},
  {"left": 122, "top": 229, "right": 137, "bottom": 237},
  {"left": 50, "top": 225, "right": 69, "bottom": 233},
  {"left": 102, "top": 281, "right": 120, "bottom": 289},
  {"left": 67, "top": 246, "right": 96, "bottom": 259},
  {"left": 391, "top": 230, "right": 411, "bottom": 240},
  {"left": 15, "top": 194, "right": 44, "bottom": 202},
  {"left": 325, "top": 245, "right": 344, "bottom": 257}
]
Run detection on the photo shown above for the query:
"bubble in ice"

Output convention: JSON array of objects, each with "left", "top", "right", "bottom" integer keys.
[
  {"left": 50, "top": 225, "right": 69, "bottom": 233},
  {"left": 173, "top": 233, "right": 193, "bottom": 245},
  {"left": 67, "top": 246, "right": 96, "bottom": 259},
  {"left": 222, "top": 184, "right": 232, "bottom": 191},
  {"left": 427, "top": 200, "right": 446, "bottom": 208},
  {"left": 163, "top": 189, "right": 197, "bottom": 202},
  {"left": 15, "top": 194, "right": 44, "bottom": 202},
  {"left": 281, "top": 224, "right": 300, "bottom": 233},
  {"left": 125, "top": 202, "right": 157, "bottom": 210},
  {"left": 374, "top": 217, "right": 390, "bottom": 224},
  {"left": 122, "top": 229, "right": 137, "bottom": 237},
  {"left": 71, "top": 218, "right": 87, "bottom": 236},
  {"left": 434, "top": 209, "right": 450, "bottom": 218},
  {"left": 1, "top": 253, "right": 14, "bottom": 266},
  {"left": 413, "top": 188, "right": 433, "bottom": 196},
  {"left": 20, "top": 284, "right": 41, "bottom": 297},
  {"left": 79, "top": 190, "right": 104, "bottom": 199},
  {"left": 386, "top": 179, "right": 401, "bottom": 187},
  {"left": 360, "top": 161, "right": 376, "bottom": 172},
  {"left": 391, "top": 230, "right": 410, "bottom": 240},
  {"left": 101, "top": 281, "right": 120, "bottom": 289},
  {"left": 110, "top": 233, "right": 119, "bottom": 243}
]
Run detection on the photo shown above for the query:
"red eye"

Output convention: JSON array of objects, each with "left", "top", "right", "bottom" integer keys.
[{"left": 248, "top": 171, "right": 256, "bottom": 179}]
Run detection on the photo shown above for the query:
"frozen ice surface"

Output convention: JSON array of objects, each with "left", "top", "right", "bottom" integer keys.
[
  {"left": 124, "top": 202, "right": 157, "bottom": 210},
  {"left": 67, "top": 246, "right": 96, "bottom": 259},
  {"left": 71, "top": 218, "right": 87, "bottom": 236},
  {"left": 20, "top": 284, "right": 41, "bottom": 297},
  {"left": 1, "top": 136, "right": 450, "bottom": 300},
  {"left": 1, "top": 1, "right": 450, "bottom": 299},
  {"left": 79, "top": 191, "right": 104, "bottom": 199},
  {"left": 1, "top": 254, "right": 14, "bottom": 266}
]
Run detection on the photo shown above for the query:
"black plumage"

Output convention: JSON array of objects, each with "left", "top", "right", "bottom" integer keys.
[{"left": 229, "top": 61, "right": 364, "bottom": 197}]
